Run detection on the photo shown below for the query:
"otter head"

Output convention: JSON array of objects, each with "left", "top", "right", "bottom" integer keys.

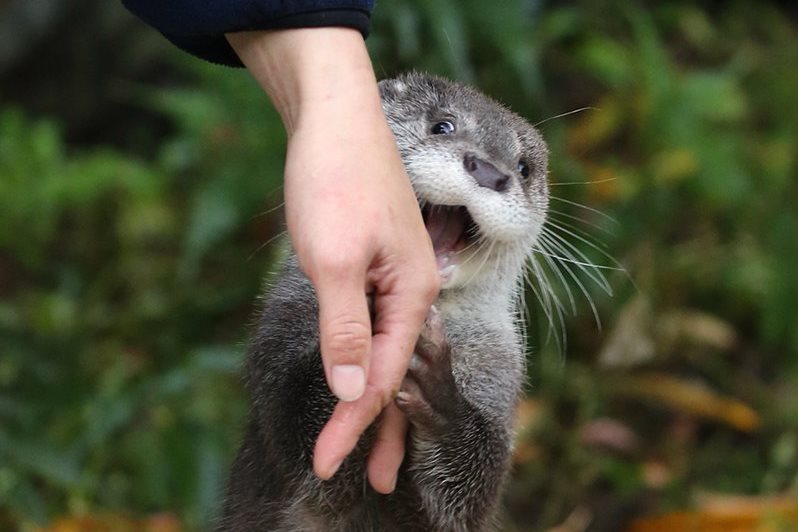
[{"left": 379, "top": 73, "right": 549, "bottom": 292}]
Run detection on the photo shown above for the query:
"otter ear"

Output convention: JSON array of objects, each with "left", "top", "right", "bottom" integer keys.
[{"left": 378, "top": 78, "right": 407, "bottom": 102}]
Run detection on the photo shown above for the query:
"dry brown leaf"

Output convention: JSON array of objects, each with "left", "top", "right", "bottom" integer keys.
[
  {"left": 579, "top": 417, "right": 640, "bottom": 454},
  {"left": 641, "top": 460, "right": 673, "bottom": 489},
  {"left": 658, "top": 310, "right": 738, "bottom": 352},
  {"left": 628, "top": 493, "right": 798, "bottom": 532},
  {"left": 513, "top": 398, "right": 546, "bottom": 466},
  {"left": 598, "top": 295, "right": 656, "bottom": 369},
  {"left": 548, "top": 506, "right": 593, "bottom": 532},
  {"left": 599, "top": 296, "right": 739, "bottom": 370},
  {"left": 612, "top": 372, "right": 760, "bottom": 432},
  {"left": 142, "top": 513, "right": 182, "bottom": 532},
  {"left": 516, "top": 398, "right": 546, "bottom": 432},
  {"left": 696, "top": 492, "right": 798, "bottom": 514},
  {"left": 39, "top": 513, "right": 182, "bottom": 532}
]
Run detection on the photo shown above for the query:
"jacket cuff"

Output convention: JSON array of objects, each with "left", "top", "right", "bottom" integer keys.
[{"left": 164, "top": 8, "right": 371, "bottom": 67}]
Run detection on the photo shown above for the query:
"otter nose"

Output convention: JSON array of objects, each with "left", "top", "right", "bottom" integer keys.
[{"left": 463, "top": 153, "right": 510, "bottom": 192}]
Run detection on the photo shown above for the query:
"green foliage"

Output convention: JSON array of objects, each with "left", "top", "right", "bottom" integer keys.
[
  {"left": 0, "top": 61, "right": 286, "bottom": 528},
  {"left": 372, "top": 1, "right": 798, "bottom": 528},
  {"left": 1, "top": 0, "right": 796, "bottom": 530}
]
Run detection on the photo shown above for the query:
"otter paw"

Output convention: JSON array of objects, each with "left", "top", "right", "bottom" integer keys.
[{"left": 395, "top": 306, "right": 461, "bottom": 434}]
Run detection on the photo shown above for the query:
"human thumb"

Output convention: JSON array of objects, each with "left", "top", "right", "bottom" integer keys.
[{"left": 315, "top": 277, "right": 372, "bottom": 402}]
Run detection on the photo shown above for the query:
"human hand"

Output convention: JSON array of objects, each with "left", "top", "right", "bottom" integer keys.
[
  {"left": 226, "top": 28, "right": 440, "bottom": 493},
  {"left": 285, "top": 92, "right": 439, "bottom": 493}
]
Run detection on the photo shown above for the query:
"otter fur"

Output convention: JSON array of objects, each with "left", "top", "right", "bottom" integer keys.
[{"left": 221, "top": 73, "right": 549, "bottom": 532}]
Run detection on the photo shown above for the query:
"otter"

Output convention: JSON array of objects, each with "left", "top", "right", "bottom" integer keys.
[{"left": 220, "top": 73, "right": 549, "bottom": 532}]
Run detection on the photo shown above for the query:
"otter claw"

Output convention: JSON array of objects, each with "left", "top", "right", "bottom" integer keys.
[
  {"left": 396, "top": 309, "right": 459, "bottom": 433},
  {"left": 415, "top": 305, "right": 446, "bottom": 360}
]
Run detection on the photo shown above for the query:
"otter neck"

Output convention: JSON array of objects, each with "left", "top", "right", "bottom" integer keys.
[{"left": 436, "top": 262, "right": 524, "bottom": 326}]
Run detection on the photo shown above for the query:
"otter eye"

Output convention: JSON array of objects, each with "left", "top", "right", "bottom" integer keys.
[
  {"left": 517, "top": 159, "right": 530, "bottom": 179},
  {"left": 431, "top": 121, "right": 455, "bottom": 135}
]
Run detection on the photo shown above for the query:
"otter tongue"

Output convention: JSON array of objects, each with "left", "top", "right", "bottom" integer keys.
[{"left": 425, "top": 206, "right": 466, "bottom": 254}]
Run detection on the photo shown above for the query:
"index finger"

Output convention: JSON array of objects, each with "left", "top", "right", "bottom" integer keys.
[
  {"left": 313, "top": 385, "right": 384, "bottom": 480},
  {"left": 312, "top": 306, "right": 424, "bottom": 479}
]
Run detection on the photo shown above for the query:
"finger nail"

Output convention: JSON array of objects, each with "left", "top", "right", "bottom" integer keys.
[
  {"left": 389, "top": 473, "right": 398, "bottom": 492},
  {"left": 332, "top": 365, "right": 366, "bottom": 402}
]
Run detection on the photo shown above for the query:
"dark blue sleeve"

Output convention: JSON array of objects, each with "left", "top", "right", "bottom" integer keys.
[{"left": 122, "top": 0, "right": 374, "bottom": 67}]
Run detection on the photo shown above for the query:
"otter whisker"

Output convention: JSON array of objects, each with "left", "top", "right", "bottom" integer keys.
[
  {"left": 508, "top": 251, "right": 532, "bottom": 342},
  {"left": 526, "top": 254, "right": 568, "bottom": 352},
  {"left": 542, "top": 221, "right": 619, "bottom": 286},
  {"left": 545, "top": 207, "right": 638, "bottom": 290},
  {"left": 548, "top": 209, "right": 616, "bottom": 241},
  {"left": 549, "top": 176, "right": 617, "bottom": 187},
  {"left": 538, "top": 229, "right": 612, "bottom": 296},
  {"left": 523, "top": 262, "right": 555, "bottom": 347},
  {"left": 546, "top": 218, "right": 611, "bottom": 260},
  {"left": 549, "top": 195, "right": 620, "bottom": 225},
  {"left": 537, "top": 242, "right": 577, "bottom": 314},
  {"left": 456, "top": 233, "right": 490, "bottom": 270},
  {"left": 534, "top": 106, "right": 598, "bottom": 128},
  {"left": 253, "top": 199, "right": 286, "bottom": 218},
  {"left": 531, "top": 251, "right": 567, "bottom": 315},
  {"left": 247, "top": 229, "right": 288, "bottom": 262},
  {"left": 459, "top": 233, "right": 485, "bottom": 256},
  {"left": 532, "top": 245, "right": 623, "bottom": 272},
  {"left": 537, "top": 238, "right": 603, "bottom": 330},
  {"left": 463, "top": 237, "right": 496, "bottom": 287},
  {"left": 538, "top": 229, "right": 609, "bottom": 278}
]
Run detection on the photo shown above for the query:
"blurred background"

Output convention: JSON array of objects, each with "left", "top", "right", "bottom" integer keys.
[{"left": 1, "top": 0, "right": 797, "bottom": 530}]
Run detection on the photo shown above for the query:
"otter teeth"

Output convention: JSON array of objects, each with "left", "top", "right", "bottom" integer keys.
[
  {"left": 439, "top": 263, "right": 458, "bottom": 282},
  {"left": 437, "top": 253, "right": 458, "bottom": 281}
]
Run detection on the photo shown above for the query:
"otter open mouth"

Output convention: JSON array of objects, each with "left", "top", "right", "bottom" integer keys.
[{"left": 421, "top": 205, "right": 478, "bottom": 277}]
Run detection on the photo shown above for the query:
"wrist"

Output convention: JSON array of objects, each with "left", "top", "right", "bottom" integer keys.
[{"left": 226, "top": 27, "right": 381, "bottom": 134}]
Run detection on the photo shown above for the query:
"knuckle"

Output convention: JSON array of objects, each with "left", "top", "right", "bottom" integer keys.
[
  {"left": 324, "top": 319, "right": 371, "bottom": 357},
  {"left": 380, "top": 378, "right": 403, "bottom": 405},
  {"left": 363, "top": 381, "right": 400, "bottom": 410},
  {"left": 315, "top": 248, "right": 366, "bottom": 276},
  {"left": 418, "top": 269, "right": 441, "bottom": 301},
  {"left": 376, "top": 386, "right": 398, "bottom": 409}
]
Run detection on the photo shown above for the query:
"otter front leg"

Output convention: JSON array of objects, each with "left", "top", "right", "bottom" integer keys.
[
  {"left": 395, "top": 308, "right": 512, "bottom": 532},
  {"left": 396, "top": 307, "right": 460, "bottom": 434}
]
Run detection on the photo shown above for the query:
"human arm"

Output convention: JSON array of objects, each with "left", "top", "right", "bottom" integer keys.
[{"left": 121, "top": 0, "right": 440, "bottom": 492}]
